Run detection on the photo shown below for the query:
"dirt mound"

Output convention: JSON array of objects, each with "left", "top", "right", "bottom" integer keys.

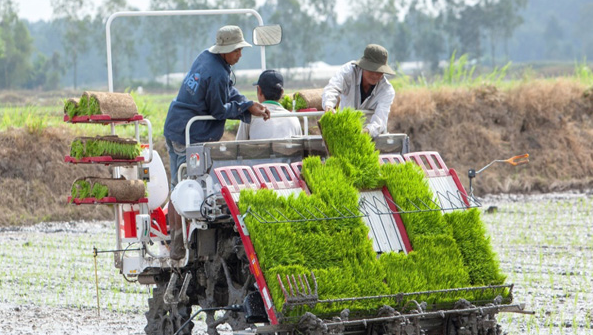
[
  {"left": 2, "top": 79, "right": 593, "bottom": 226},
  {"left": 0, "top": 127, "right": 110, "bottom": 225},
  {"left": 389, "top": 79, "right": 593, "bottom": 195},
  {"left": 0, "top": 127, "right": 169, "bottom": 226}
]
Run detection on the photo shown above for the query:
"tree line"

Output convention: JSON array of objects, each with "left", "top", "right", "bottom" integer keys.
[{"left": 1, "top": 0, "right": 592, "bottom": 91}]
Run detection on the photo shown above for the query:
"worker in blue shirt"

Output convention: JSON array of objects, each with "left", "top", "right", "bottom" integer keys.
[{"left": 164, "top": 25, "right": 270, "bottom": 260}]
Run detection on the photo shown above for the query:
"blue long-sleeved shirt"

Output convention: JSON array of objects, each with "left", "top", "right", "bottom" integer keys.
[{"left": 164, "top": 50, "right": 253, "bottom": 145}]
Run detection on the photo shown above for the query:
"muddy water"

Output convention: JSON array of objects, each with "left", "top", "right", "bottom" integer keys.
[{"left": 1, "top": 192, "right": 592, "bottom": 334}]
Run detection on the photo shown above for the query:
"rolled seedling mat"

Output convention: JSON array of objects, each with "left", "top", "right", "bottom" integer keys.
[
  {"left": 82, "top": 91, "right": 138, "bottom": 119},
  {"left": 64, "top": 98, "right": 80, "bottom": 118},
  {"left": 71, "top": 177, "right": 93, "bottom": 200},
  {"left": 293, "top": 88, "right": 324, "bottom": 111},
  {"left": 87, "top": 177, "right": 146, "bottom": 202},
  {"left": 70, "top": 135, "right": 140, "bottom": 160}
]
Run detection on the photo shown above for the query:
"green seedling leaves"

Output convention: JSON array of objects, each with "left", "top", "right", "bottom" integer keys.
[
  {"left": 292, "top": 93, "right": 309, "bottom": 110},
  {"left": 444, "top": 209, "right": 507, "bottom": 285},
  {"left": 69, "top": 137, "right": 141, "bottom": 160},
  {"left": 238, "top": 108, "right": 507, "bottom": 320}
]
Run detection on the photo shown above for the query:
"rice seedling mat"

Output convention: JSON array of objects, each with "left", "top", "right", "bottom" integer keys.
[
  {"left": 63, "top": 114, "right": 144, "bottom": 123},
  {"left": 67, "top": 196, "right": 148, "bottom": 205}
]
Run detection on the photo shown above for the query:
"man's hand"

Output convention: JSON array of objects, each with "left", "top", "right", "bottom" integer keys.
[
  {"left": 324, "top": 105, "right": 336, "bottom": 114},
  {"left": 248, "top": 102, "right": 270, "bottom": 120},
  {"left": 362, "top": 128, "right": 369, "bottom": 134}
]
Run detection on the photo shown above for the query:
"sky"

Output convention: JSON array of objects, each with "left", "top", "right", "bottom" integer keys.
[
  {"left": 15, "top": 0, "right": 151, "bottom": 22},
  {"left": 16, "top": 0, "right": 350, "bottom": 23}
]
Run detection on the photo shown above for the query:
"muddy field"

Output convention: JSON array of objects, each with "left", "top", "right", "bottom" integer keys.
[
  {"left": 0, "top": 192, "right": 592, "bottom": 335},
  {"left": 2, "top": 81, "right": 593, "bottom": 334}
]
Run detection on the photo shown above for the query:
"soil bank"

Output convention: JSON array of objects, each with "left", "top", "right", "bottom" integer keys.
[{"left": 2, "top": 79, "right": 593, "bottom": 226}]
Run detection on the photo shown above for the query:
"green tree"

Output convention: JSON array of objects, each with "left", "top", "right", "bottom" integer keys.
[
  {"left": 342, "top": 12, "right": 384, "bottom": 56},
  {"left": 144, "top": 0, "right": 180, "bottom": 89},
  {"left": 410, "top": 10, "right": 445, "bottom": 73},
  {"left": 95, "top": 0, "right": 142, "bottom": 90},
  {"left": 389, "top": 21, "right": 412, "bottom": 65},
  {"left": 454, "top": 5, "right": 483, "bottom": 62},
  {"left": 26, "top": 51, "right": 65, "bottom": 89},
  {"left": 482, "top": 0, "right": 527, "bottom": 66},
  {"left": 51, "top": 0, "right": 92, "bottom": 90},
  {"left": 343, "top": 0, "right": 392, "bottom": 57},
  {"left": 371, "top": 0, "right": 413, "bottom": 66},
  {"left": 576, "top": 2, "right": 593, "bottom": 60},
  {"left": 265, "top": 0, "right": 336, "bottom": 79},
  {"left": 0, "top": 26, "right": 4, "bottom": 59},
  {"left": 0, "top": 0, "right": 33, "bottom": 89},
  {"left": 543, "top": 15, "right": 566, "bottom": 60},
  {"left": 175, "top": 0, "right": 217, "bottom": 70}
]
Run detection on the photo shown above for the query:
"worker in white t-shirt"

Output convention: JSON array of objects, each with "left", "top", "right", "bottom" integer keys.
[{"left": 236, "top": 70, "right": 302, "bottom": 140}]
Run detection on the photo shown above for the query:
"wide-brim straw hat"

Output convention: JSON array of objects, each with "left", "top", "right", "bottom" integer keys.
[
  {"left": 355, "top": 44, "right": 395, "bottom": 75},
  {"left": 209, "top": 25, "right": 252, "bottom": 54}
]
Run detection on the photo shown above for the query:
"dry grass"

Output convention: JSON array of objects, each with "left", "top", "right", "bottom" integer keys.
[
  {"left": 0, "top": 126, "right": 172, "bottom": 226},
  {"left": 2, "top": 79, "right": 593, "bottom": 225},
  {"left": 389, "top": 79, "right": 593, "bottom": 195},
  {"left": 0, "top": 127, "right": 115, "bottom": 225}
]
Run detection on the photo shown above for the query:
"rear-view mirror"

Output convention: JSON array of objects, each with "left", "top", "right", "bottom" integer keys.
[{"left": 253, "top": 25, "right": 282, "bottom": 46}]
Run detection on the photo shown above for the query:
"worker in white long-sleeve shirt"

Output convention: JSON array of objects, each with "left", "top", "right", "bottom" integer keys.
[
  {"left": 322, "top": 44, "right": 396, "bottom": 137},
  {"left": 236, "top": 70, "right": 302, "bottom": 140}
]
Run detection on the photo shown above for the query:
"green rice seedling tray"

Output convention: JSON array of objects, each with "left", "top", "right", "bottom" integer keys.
[
  {"left": 64, "top": 114, "right": 143, "bottom": 124},
  {"left": 233, "top": 108, "right": 511, "bottom": 325},
  {"left": 69, "top": 136, "right": 142, "bottom": 161},
  {"left": 67, "top": 196, "right": 148, "bottom": 205},
  {"left": 64, "top": 155, "right": 145, "bottom": 164}
]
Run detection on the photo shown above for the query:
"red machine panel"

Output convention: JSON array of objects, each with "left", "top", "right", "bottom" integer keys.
[
  {"left": 253, "top": 163, "right": 300, "bottom": 190},
  {"left": 214, "top": 165, "right": 261, "bottom": 194},
  {"left": 403, "top": 151, "right": 470, "bottom": 208},
  {"left": 403, "top": 151, "right": 449, "bottom": 177},
  {"left": 290, "top": 161, "right": 303, "bottom": 179},
  {"left": 379, "top": 153, "right": 405, "bottom": 165}
]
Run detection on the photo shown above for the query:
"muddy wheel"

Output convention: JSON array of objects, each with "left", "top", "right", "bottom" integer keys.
[
  {"left": 193, "top": 231, "right": 258, "bottom": 334},
  {"left": 160, "top": 315, "right": 174, "bottom": 334},
  {"left": 144, "top": 282, "right": 194, "bottom": 335}
]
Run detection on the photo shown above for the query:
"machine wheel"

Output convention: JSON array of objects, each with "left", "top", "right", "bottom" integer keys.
[{"left": 145, "top": 282, "right": 194, "bottom": 335}]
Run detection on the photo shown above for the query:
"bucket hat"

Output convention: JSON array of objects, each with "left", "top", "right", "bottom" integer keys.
[
  {"left": 209, "top": 25, "right": 252, "bottom": 54},
  {"left": 355, "top": 44, "right": 395, "bottom": 75}
]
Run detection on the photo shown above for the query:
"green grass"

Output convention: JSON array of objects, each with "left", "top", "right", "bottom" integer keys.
[
  {"left": 575, "top": 58, "right": 593, "bottom": 85},
  {"left": 390, "top": 52, "right": 593, "bottom": 90},
  {"left": 1, "top": 105, "right": 53, "bottom": 132},
  {"left": 0, "top": 90, "right": 261, "bottom": 139},
  {"left": 2, "top": 56, "right": 592, "bottom": 136},
  {"left": 0, "top": 92, "right": 174, "bottom": 139}
]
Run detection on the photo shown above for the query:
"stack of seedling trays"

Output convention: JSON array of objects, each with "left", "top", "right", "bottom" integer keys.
[
  {"left": 64, "top": 92, "right": 147, "bottom": 205},
  {"left": 69, "top": 176, "right": 147, "bottom": 205},
  {"left": 64, "top": 91, "right": 142, "bottom": 123},
  {"left": 65, "top": 135, "right": 144, "bottom": 164}
]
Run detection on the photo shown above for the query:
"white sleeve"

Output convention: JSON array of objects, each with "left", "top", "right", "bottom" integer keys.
[
  {"left": 366, "top": 83, "right": 395, "bottom": 138},
  {"left": 322, "top": 62, "right": 353, "bottom": 110},
  {"left": 235, "top": 121, "right": 250, "bottom": 140}
]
